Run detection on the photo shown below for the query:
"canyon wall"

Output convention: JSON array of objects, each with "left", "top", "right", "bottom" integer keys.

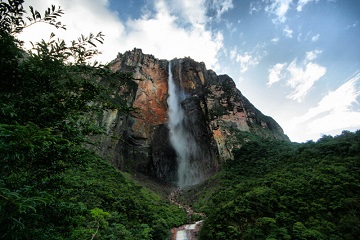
[{"left": 96, "top": 48, "right": 289, "bottom": 185}]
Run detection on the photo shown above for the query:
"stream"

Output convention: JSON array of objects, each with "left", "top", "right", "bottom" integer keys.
[
  {"left": 172, "top": 221, "right": 204, "bottom": 240},
  {"left": 169, "top": 188, "right": 205, "bottom": 240}
]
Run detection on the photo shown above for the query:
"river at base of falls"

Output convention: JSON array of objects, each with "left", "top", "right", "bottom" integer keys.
[
  {"left": 168, "top": 188, "right": 205, "bottom": 240},
  {"left": 172, "top": 221, "right": 204, "bottom": 240}
]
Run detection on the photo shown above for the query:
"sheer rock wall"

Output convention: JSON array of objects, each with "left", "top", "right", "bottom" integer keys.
[{"left": 97, "top": 49, "right": 289, "bottom": 184}]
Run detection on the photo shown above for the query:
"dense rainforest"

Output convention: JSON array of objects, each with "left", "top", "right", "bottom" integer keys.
[
  {"left": 1, "top": 1, "right": 359, "bottom": 240},
  {"left": 181, "top": 130, "right": 360, "bottom": 239}
]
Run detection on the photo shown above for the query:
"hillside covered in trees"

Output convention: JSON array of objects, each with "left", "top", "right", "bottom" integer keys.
[{"left": 180, "top": 130, "right": 360, "bottom": 239}]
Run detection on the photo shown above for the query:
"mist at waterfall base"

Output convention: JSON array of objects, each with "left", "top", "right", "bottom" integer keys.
[{"left": 167, "top": 61, "right": 204, "bottom": 188}]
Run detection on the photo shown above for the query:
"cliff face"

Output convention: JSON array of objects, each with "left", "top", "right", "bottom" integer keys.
[{"left": 97, "top": 48, "right": 289, "bottom": 185}]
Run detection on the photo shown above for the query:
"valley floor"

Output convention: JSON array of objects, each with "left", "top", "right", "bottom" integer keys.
[{"left": 130, "top": 173, "right": 206, "bottom": 240}]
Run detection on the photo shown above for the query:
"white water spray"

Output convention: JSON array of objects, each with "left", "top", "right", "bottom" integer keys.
[{"left": 167, "top": 61, "right": 202, "bottom": 187}]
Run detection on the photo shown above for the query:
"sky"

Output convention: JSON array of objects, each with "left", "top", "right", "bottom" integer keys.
[{"left": 19, "top": 0, "right": 360, "bottom": 142}]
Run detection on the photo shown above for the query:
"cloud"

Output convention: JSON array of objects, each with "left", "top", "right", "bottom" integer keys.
[
  {"left": 311, "top": 33, "right": 320, "bottom": 42},
  {"left": 271, "top": 37, "right": 280, "bottom": 43},
  {"left": 169, "top": 0, "right": 207, "bottom": 26},
  {"left": 305, "top": 49, "right": 322, "bottom": 62},
  {"left": 122, "top": 0, "right": 223, "bottom": 70},
  {"left": 18, "top": 0, "right": 224, "bottom": 70},
  {"left": 283, "top": 25, "right": 293, "bottom": 38},
  {"left": 267, "top": 63, "right": 287, "bottom": 86},
  {"left": 236, "top": 42, "right": 268, "bottom": 75},
  {"left": 230, "top": 47, "right": 237, "bottom": 60},
  {"left": 236, "top": 53, "right": 259, "bottom": 73},
  {"left": 307, "top": 112, "right": 360, "bottom": 136},
  {"left": 208, "top": 0, "right": 234, "bottom": 21},
  {"left": 287, "top": 73, "right": 360, "bottom": 141},
  {"left": 226, "top": 21, "right": 237, "bottom": 33},
  {"left": 297, "top": 33, "right": 302, "bottom": 41},
  {"left": 265, "top": 0, "right": 292, "bottom": 23},
  {"left": 346, "top": 21, "right": 359, "bottom": 30},
  {"left": 266, "top": 50, "right": 326, "bottom": 101},
  {"left": 249, "top": 1, "right": 262, "bottom": 14},
  {"left": 297, "top": 0, "right": 318, "bottom": 11},
  {"left": 297, "top": 74, "right": 360, "bottom": 119},
  {"left": 286, "top": 59, "right": 326, "bottom": 102}
]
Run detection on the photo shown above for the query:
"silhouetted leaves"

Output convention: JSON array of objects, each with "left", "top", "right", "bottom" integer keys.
[{"left": 0, "top": 0, "right": 65, "bottom": 34}]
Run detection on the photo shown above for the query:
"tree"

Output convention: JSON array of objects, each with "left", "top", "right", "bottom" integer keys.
[{"left": 0, "top": 1, "right": 133, "bottom": 238}]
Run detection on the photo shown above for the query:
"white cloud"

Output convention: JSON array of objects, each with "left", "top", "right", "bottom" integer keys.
[
  {"left": 123, "top": 0, "right": 224, "bottom": 70},
  {"left": 305, "top": 49, "right": 322, "bottom": 62},
  {"left": 226, "top": 21, "right": 237, "bottom": 33},
  {"left": 265, "top": 0, "right": 292, "bottom": 23},
  {"left": 18, "top": 0, "right": 224, "bottom": 70},
  {"left": 283, "top": 25, "right": 293, "bottom": 38},
  {"left": 346, "top": 21, "right": 359, "bottom": 30},
  {"left": 267, "top": 63, "right": 287, "bottom": 86},
  {"left": 236, "top": 43, "right": 269, "bottom": 77},
  {"left": 169, "top": 0, "right": 207, "bottom": 26},
  {"left": 238, "top": 76, "right": 245, "bottom": 83},
  {"left": 311, "top": 33, "right": 320, "bottom": 42},
  {"left": 209, "top": 0, "right": 234, "bottom": 20},
  {"left": 286, "top": 60, "right": 326, "bottom": 102},
  {"left": 297, "top": 74, "right": 360, "bottom": 119},
  {"left": 286, "top": 73, "right": 360, "bottom": 142},
  {"left": 236, "top": 53, "right": 259, "bottom": 73},
  {"left": 266, "top": 50, "right": 325, "bottom": 101},
  {"left": 297, "top": 0, "right": 318, "bottom": 11},
  {"left": 230, "top": 47, "right": 237, "bottom": 60},
  {"left": 123, "top": 1, "right": 224, "bottom": 69},
  {"left": 271, "top": 37, "right": 280, "bottom": 43},
  {"left": 249, "top": 1, "right": 262, "bottom": 14},
  {"left": 297, "top": 33, "right": 302, "bottom": 42},
  {"left": 307, "top": 112, "right": 360, "bottom": 136}
]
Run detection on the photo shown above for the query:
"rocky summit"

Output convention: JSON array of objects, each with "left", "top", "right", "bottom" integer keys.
[{"left": 95, "top": 48, "right": 289, "bottom": 185}]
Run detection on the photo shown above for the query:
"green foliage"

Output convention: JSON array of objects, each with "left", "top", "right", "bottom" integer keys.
[
  {"left": 62, "top": 156, "right": 186, "bottom": 240},
  {"left": 199, "top": 130, "right": 360, "bottom": 239},
  {"left": 209, "top": 102, "right": 228, "bottom": 119},
  {"left": 0, "top": 1, "right": 186, "bottom": 239}
]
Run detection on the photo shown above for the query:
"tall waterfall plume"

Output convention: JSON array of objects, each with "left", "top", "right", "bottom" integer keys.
[{"left": 167, "top": 61, "right": 203, "bottom": 187}]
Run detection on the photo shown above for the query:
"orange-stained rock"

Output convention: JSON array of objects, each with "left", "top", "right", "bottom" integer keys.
[{"left": 212, "top": 128, "right": 232, "bottom": 160}]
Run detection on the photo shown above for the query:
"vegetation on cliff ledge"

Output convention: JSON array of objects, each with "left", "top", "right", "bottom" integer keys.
[{"left": 0, "top": 1, "right": 186, "bottom": 239}]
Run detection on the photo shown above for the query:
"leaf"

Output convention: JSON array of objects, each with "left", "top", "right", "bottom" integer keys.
[
  {"left": 88, "top": 41, "right": 96, "bottom": 47},
  {"left": 35, "top": 11, "right": 41, "bottom": 20}
]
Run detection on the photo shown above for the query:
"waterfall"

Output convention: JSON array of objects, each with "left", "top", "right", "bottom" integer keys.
[{"left": 167, "top": 61, "right": 202, "bottom": 187}]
